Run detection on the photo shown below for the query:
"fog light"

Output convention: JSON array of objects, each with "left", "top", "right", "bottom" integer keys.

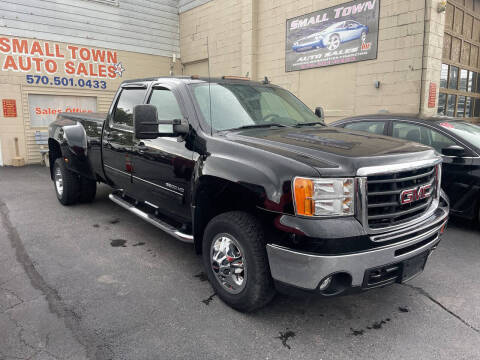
[{"left": 319, "top": 276, "right": 332, "bottom": 291}]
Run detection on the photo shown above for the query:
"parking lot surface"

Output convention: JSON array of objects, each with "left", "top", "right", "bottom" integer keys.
[{"left": 0, "top": 165, "right": 479, "bottom": 360}]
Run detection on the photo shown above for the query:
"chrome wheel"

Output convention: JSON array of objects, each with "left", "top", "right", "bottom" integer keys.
[
  {"left": 327, "top": 35, "right": 340, "bottom": 50},
  {"left": 55, "top": 167, "right": 63, "bottom": 196},
  {"left": 210, "top": 233, "right": 247, "bottom": 294}
]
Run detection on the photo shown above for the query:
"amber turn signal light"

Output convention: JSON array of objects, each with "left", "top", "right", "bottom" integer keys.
[{"left": 294, "top": 178, "right": 314, "bottom": 216}]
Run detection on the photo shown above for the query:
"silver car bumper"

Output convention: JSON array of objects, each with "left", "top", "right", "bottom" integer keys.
[{"left": 266, "top": 205, "right": 448, "bottom": 291}]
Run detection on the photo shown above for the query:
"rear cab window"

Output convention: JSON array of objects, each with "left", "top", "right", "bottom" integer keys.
[{"left": 112, "top": 88, "right": 147, "bottom": 130}]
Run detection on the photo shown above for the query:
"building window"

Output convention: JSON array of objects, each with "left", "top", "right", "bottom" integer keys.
[
  {"left": 467, "top": 72, "right": 476, "bottom": 92},
  {"left": 438, "top": 63, "right": 480, "bottom": 118},
  {"left": 448, "top": 66, "right": 458, "bottom": 89},
  {"left": 440, "top": 64, "right": 448, "bottom": 88},
  {"left": 83, "top": 0, "right": 119, "bottom": 6},
  {"left": 459, "top": 69, "right": 468, "bottom": 92}
]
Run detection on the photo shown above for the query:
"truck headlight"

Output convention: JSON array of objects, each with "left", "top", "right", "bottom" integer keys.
[{"left": 293, "top": 177, "right": 355, "bottom": 217}]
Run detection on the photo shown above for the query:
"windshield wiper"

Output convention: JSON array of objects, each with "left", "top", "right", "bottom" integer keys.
[
  {"left": 226, "top": 123, "right": 288, "bottom": 131},
  {"left": 293, "top": 122, "right": 325, "bottom": 127}
]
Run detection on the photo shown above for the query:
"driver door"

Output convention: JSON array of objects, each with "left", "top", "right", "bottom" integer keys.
[{"left": 131, "top": 85, "right": 194, "bottom": 222}]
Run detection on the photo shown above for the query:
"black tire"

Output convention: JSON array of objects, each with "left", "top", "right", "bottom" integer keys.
[
  {"left": 53, "top": 158, "right": 80, "bottom": 205},
  {"left": 79, "top": 177, "right": 97, "bottom": 203},
  {"left": 202, "top": 211, "right": 275, "bottom": 312}
]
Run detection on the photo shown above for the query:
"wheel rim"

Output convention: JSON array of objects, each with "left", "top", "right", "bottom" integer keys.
[
  {"left": 54, "top": 167, "right": 63, "bottom": 196},
  {"left": 210, "top": 233, "right": 247, "bottom": 294},
  {"left": 328, "top": 36, "right": 340, "bottom": 50}
]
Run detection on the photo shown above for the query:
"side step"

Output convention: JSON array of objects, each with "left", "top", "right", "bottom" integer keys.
[{"left": 109, "top": 194, "right": 194, "bottom": 244}]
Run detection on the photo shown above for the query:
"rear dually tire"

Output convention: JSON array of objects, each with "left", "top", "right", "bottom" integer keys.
[{"left": 53, "top": 158, "right": 80, "bottom": 206}]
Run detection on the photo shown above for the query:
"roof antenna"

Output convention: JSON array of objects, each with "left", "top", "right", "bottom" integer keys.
[
  {"left": 206, "top": 37, "right": 212, "bottom": 135},
  {"left": 263, "top": 76, "right": 270, "bottom": 84}
]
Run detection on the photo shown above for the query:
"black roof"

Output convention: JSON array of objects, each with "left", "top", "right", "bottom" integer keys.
[
  {"left": 121, "top": 76, "right": 267, "bottom": 86},
  {"left": 333, "top": 113, "right": 467, "bottom": 125}
]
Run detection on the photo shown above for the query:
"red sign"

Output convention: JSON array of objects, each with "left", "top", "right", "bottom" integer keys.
[
  {"left": 2, "top": 99, "right": 17, "bottom": 117},
  {"left": 0, "top": 37, "right": 125, "bottom": 79},
  {"left": 428, "top": 82, "right": 437, "bottom": 108}
]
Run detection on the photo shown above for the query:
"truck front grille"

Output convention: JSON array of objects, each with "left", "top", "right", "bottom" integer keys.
[{"left": 366, "top": 165, "right": 437, "bottom": 229}]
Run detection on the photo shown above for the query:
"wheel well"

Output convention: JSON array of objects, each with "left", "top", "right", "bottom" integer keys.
[
  {"left": 48, "top": 139, "right": 62, "bottom": 180},
  {"left": 193, "top": 177, "right": 265, "bottom": 253}
]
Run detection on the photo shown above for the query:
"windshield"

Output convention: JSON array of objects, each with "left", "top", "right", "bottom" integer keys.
[
  {"left": 191, "top": 83, "right": 321, "bottom": 131},
  {"left": 439, "top": 121, "right": 480, "bottom": 149}
]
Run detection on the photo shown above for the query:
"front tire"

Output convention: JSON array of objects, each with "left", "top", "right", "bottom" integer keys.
[
  {"left": 202, "top": 211, "right": 275, "bottom": 312},
  {"left": 53, "top": 158, "right": 80, "bottom": 205}
]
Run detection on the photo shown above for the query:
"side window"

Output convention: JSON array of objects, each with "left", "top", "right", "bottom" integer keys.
[
  {"left": 392, "top": 122, "right": 426, "bottom": 145},
  {"left": 113, "top": 88, "right": 147, "bottom": 129},
  {"left": 392, "top": 122, "right": 456, "bottom": 152},
  {"left": 148, "top": 88, "right": 183, "bottom": 133},
  {"left": 344, "top": 121, "right": 385, "bottom": 135},
  {"left": 428, "top": 129, "right": 457, "bottom": 153}
]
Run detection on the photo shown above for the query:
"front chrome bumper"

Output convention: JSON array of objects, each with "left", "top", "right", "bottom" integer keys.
[{"left": 266, "top": 204, "right": 449, "bottom": 291}]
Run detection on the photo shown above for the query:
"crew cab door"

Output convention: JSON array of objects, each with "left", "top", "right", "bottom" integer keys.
[
  {"left": 131, "top": 85, "right": 194, "bottom": 222},
  {"left": 102, "top": 85, "right": 147, "bottom": 195}
]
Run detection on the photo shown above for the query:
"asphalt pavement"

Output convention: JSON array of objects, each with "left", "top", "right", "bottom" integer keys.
[{"left": 0, "top": 165, "right": 479, "bottom": 360}]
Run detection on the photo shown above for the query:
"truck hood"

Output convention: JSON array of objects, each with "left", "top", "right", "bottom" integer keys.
[{"left": 225, "top": 126, "right": 438, "bottom": 176}]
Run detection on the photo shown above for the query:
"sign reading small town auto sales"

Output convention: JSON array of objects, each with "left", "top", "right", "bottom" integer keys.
[
  {"left": 285, "top": 0, "right": 379, "bottom": 71},
  {"left": 0, "top": 36, "right": 125, "bottom": 88}
]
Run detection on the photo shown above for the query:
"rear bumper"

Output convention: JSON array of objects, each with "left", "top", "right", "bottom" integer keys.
[{"left": 266, "top": 204, "right": 448, "bottom": 292}]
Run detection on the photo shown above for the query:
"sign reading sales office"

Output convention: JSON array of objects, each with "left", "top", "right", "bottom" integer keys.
[{"left": 0, "top": 36, "right": 126, "bottom": 86}]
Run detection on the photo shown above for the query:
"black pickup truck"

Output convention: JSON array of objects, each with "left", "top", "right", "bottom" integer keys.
[{"left": 48, "top": 76, "right": 449, "bottom": 312}]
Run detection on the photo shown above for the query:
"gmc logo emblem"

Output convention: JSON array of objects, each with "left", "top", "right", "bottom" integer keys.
[{"left": 400, "top": 184, "right": 432, "bottom": 205}]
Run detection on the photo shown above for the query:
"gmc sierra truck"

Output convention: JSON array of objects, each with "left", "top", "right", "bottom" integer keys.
[{"left": 48, "top": 76, "right": 449, "bottom": 312}]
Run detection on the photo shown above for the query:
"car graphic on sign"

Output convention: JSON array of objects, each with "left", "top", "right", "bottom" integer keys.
[{"left": 292, "top": 20, "right": 369, "bottom": 52}]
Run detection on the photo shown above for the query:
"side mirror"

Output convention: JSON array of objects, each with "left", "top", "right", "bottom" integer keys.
[
  {"left": 315, "top": 106, "right": 325, "bottom": 119},
  {"left": 133, "top": 104, "right": 159, "bottom": 139},
  {"left": 172, "top": 119, "right": 189, "bottom": 136},
  {"left": 134, "top": 104, "right": 190, "bottom": 139},
  {"left": 441, "top": 145, "right": 465, "bottom": 157}
]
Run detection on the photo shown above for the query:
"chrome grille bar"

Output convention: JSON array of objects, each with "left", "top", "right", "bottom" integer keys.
[
  {"left": 367, "top": 200, "right": 431, "bottom": 220},
  {"left": 367, "top": 168, "right": 435, "bottom": 184},
  {"left": 356, "top": 157, "right": 443, "bottom": 233}
]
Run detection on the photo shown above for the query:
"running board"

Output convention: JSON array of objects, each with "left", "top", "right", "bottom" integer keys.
[{"left": 109, "top": 194, "right": 194, "bottom": 244}]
